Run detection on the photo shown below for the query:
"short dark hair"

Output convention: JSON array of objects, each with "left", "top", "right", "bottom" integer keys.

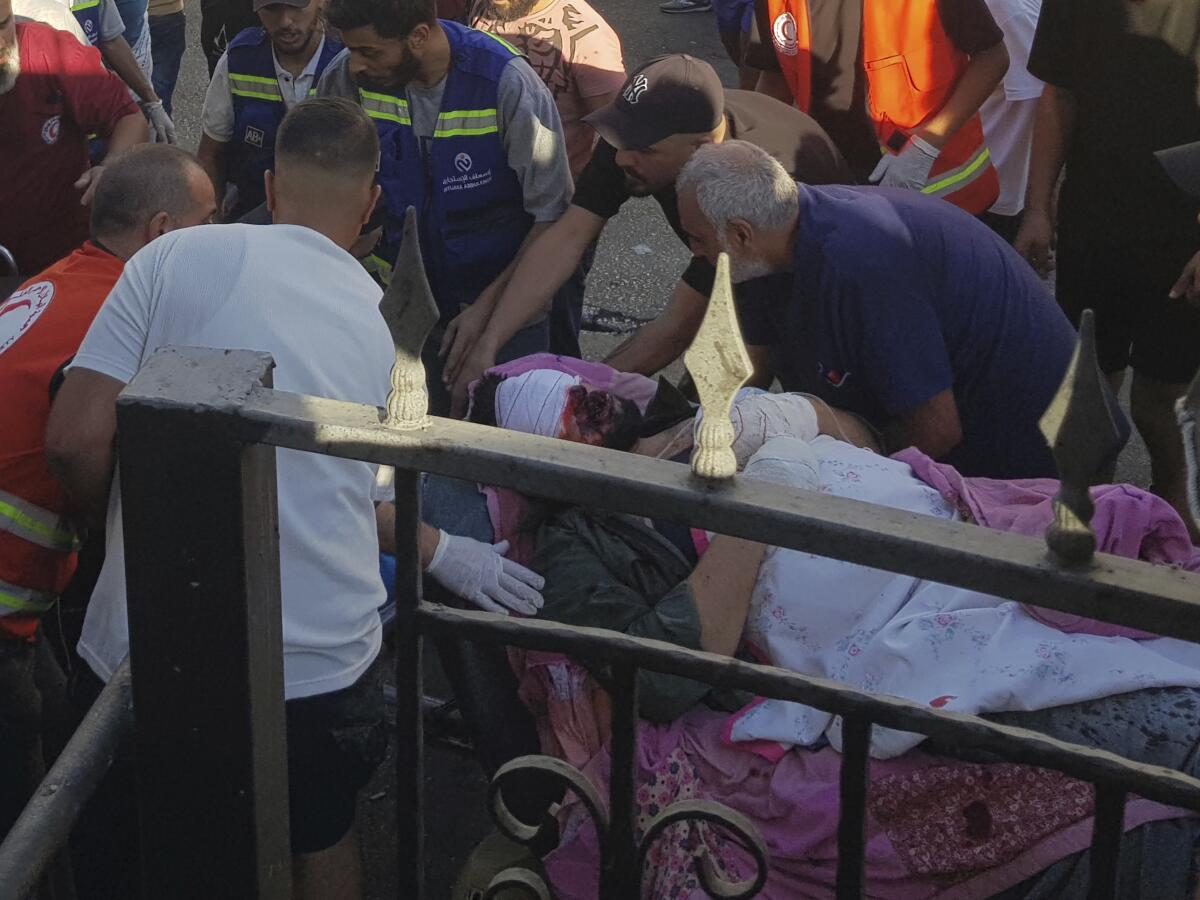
[
  {"left": 90, "top": 145, "right": 201, "bottom": 240},
  {"left": 275, "top": 97, "right": 380, "bottom": 180},
  {"left": 468, "top": 372, "right": 505, "bottom": 426},
  {"left": 326, "top": 0, "right": 435, "bottom": 39}
]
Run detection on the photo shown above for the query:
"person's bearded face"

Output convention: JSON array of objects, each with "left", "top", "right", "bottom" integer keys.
[
  {"left": 0, "top": 41, "right": 18, "bottom": 95},
  {"left": 721, "top": 236, "right": 773, "bottom": 283},
  {"left": 341, "top": 25, "right": 421, "bottom": 91},
  {"left": 476, "top": 0, "right": 538, "bottom": 22},
  {"left": 0, "top": 3, "right": 18, "bottom": 96},
  {"left": 560, "top": 384, "right": 644, "bottom": 450}
]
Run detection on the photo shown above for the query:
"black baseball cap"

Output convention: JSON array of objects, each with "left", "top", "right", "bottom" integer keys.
[
  {"left": 583, "top": 54, "right": 725, "bottom": 151},
  {"left": 1157, "top": 141, "right": 1200, "bottom": 200}
]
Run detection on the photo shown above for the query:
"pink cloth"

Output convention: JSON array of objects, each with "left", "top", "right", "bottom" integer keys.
[
  {"left": 544, "top": 710, "right": 1186, "bottom": 900},
  {"left": 896, "top": 448, "right": 1200, "bottom": 639}
]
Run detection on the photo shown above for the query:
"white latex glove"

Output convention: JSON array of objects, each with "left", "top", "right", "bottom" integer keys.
[
  {"left": 868, "top": 134, "right": 939, "bottom": 192},
  {"left": 141, "top": 99, "right": 177, "bottom": 144},
  {"left": 425, "top": 531, "right": 545, "bottom": 616},
  {"left": 741, "top": 436, "right": 822, "bottom": 491},
  {"left": 721, "top": 392, "right": 819, "bottom": 468}
]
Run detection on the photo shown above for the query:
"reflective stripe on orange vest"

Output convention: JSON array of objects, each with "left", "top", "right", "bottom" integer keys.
[
  {"left": 765, "top": 0, "right": 998, "bottom": 215},
  {"left": 0, "top": 488, "right": 80, "bottom": 553},
  {"left": 0, "top": 578, "right": 57, "bottom": 617}
]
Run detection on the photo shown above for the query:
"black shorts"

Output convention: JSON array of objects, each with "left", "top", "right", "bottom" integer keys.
[
  {"left": 1056, "top": 225, "right": 1200, "bottom": 384},
  {"left": 70, "top": 656, "right": 387, "bottom": 859},
  {"left": 286, "top": 658, "right": 388, "bottom": 854}
]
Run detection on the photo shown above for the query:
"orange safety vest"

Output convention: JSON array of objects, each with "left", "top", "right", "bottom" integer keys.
[
  {"left": 766, "top": 0, "right": 999, "bottom": 214},
  {"left": 0, "top": 243, "right": 122, "bottom": 640}
]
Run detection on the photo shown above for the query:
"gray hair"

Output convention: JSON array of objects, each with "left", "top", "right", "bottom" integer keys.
[
  {"left": 676, "top": 140, "right": 798, "bottom": 239},
  {"left": 90, "top": 145, "right": 203, "bottom": 240}
]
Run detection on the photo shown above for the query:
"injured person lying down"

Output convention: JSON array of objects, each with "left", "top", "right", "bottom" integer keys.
[{"left": 463, "top": 355, "right": 1200, "bottom": 900}]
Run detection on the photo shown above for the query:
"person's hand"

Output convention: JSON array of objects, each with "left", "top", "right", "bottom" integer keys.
[
  {"left": 727, "top": 392, "right": 820, "bottom": 467},
  {"left": 440, "top": 300, "right": 493, "bottom": 386},
  {"left": 1170, "top": 250, "right": 1200, "bottom": 307},
  {"left": 740, "top": 436, "right": 822, "bottom": 491},
  {"left": 424, "top": 531, "right": 545, "bottom": 616},
  {"left": 868, "top": 134, "right": 939, "bottom": 192},
  {"left": 1013, "top": 208, "right": 1055, "bottom": 277},
  {"left": 447, "top": 341, "right": 497, "bottom": 419},
  {"left": 74, "top": 165, "right": 105, "bottom": 205},
  {"left": 141, "top": 99, "right": 177, "bottom": 145}
]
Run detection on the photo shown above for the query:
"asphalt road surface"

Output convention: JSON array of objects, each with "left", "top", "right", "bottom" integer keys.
[{"left": 163, "top": 3, "right": 1153, "bottom": 894}]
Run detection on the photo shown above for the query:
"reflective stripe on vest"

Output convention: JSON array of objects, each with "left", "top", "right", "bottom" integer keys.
[
  {"left": 0, "top": 489, "right": 79, "bottom": 553},
  {"left": 434, "top": 109, "right": 499, "bottom": 138},
  {"left": 921, "top": 144, "right": 992, "bottom": 199},
  {"left": 228, "top": 73, "right": 284, "bottom": 102},
  {"left": 360, "top": 90, "right": 411, "bottom": 125},
  {"left": 0, "top": 578, "right": 57, "bottom": 617}
]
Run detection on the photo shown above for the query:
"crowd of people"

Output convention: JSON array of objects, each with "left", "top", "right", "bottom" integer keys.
[{"left": 3, "top": 0, "right": 1200, "bottom": 896}]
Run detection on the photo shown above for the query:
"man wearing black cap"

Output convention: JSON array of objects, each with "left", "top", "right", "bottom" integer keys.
[
  {"left": 440, "top": 53, "right": 851, "bottom": 415},
  {"left": 196, "top": 0, "right": 341, "bottom": 220}
]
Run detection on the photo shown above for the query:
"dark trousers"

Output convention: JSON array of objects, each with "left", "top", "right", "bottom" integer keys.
[{"left": 148, "top": 11, "right": 186, "bottom": 116}]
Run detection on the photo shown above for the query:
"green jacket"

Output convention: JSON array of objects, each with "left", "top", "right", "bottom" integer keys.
[{"left": 533, "top": 507, "right": 749, "bottom": 723}]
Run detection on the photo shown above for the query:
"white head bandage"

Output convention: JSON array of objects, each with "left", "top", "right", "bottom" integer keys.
[{"left": 494, "top": 370, "right": 581, "bottom": 437}]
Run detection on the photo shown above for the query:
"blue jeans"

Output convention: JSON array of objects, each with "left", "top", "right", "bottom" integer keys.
[{"left": 148, "top": 11, "right": 186, "bottom": 115}]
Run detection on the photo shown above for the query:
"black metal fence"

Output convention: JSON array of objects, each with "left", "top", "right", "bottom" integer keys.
[{"left": 5, "top": 343, "right": 1200, "bottom": 899}]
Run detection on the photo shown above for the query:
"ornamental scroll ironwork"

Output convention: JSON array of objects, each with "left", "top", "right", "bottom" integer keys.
[
  {"left": 1176, "top": 364, "right": 1200, "bottom": 534},
  {"left": 685, "top": 253, "right": 753, "bottom": 480},
  {"left": 484, "top": 756, "right": 769, "bottom": 900},
  {"left": 1038, "top": 309, "right": 1126, "bottom": 567},
  {"left": 379, "top": 206, "right": 439, "bottom": 430}
]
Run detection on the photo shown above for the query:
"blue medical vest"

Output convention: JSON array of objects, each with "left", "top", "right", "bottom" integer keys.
[
  {"left": 70, "top": 0, "right": 101, "bottom": 45},
  {"left": 226, "top": 28, "right": 342, "bottom": 216},
  {"left": 360, "top": 21, "right": 533, "bottom": 320}
]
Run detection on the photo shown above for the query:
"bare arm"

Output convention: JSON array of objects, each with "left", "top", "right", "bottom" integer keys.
[
  {"left": 45, "top": 369, "right": 125, "bottom": 529},
  {"left": 689, "top": 535, "right": 769, "bottom": 656},
  {"left": 375, "top": 502, "right": 442, "bottom": 568},
  {"left": 914, "top": 41, "right": 1008, "bottom": 148},
  {"left": 441, "top": 206, "right": 606, "bottom": 413},
  {"left": 196, "top": 134, "right": 229, "bottom": 218},
  {"left": 76, "top": 111, "right": 149, "bottom": 204},
  {"left": 604, "top": 279, "right": 709, "bottom": 375},
  {"left": 475, "top": 205, "right": 604, "bottom": 356},
  {"left": 99, "top": 36, "right": 158, "bottom": 104},
  {"left": 883, "top": 389, "right": 963, "bottom": 460},
  {"left": 1013, "top": 84, "right": 1076, "bottom": 272}
]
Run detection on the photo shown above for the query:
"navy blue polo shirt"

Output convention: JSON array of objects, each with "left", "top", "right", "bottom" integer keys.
[{"left": 736, "top": 185, "right": 1078, "bottom": 479}]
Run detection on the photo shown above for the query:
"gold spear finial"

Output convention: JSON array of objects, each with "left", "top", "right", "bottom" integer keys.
[
  {"left": 378, "top": 207, "right": 439, "bottom": 430},
  {"left": 684, "top": 253, "right": 753, "bottom": 480}
]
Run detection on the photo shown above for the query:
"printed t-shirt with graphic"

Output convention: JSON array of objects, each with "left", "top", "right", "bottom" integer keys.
[
  {"left": 571, "top": 88, "right": 851, "bottom": 298},
  {"left": 735, "top": 184, "right": 1077, "bottom": 479},
  {"left": 0, "top": 23, "right": 139, "bottom": 276},
  {"left": 71, "top": 223, "right": 395, "bottom": 700},
  {"left": 0, "top": 243, "right": 123, "bottom": 640},
  {"left": 473, "top": 0, "right": 626, "bottom": 177}
]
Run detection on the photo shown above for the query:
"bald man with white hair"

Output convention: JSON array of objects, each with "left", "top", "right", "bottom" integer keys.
[{"left": 675, "top": 139, "right": 1092, "bottom": 481}]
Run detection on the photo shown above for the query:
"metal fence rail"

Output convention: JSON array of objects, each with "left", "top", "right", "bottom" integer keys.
[
  {"left": 5, "top": 235, "right": 1200, "bottom": 898},
  {"left": 90, "top": 344, "right": 1200, "bottom": 900}
]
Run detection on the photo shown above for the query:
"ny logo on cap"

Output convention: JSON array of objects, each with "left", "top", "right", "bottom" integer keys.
[{"left": 623, "top": 73, "right": 649, "bottom": 105}]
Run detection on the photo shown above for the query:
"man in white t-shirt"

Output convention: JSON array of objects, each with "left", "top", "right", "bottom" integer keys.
[
  {"left": 978, "top": 0, "right": 1043, "bottom": 243},
  {"left": 46, "top": 97, "right": 391, "bottom": 899}
]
